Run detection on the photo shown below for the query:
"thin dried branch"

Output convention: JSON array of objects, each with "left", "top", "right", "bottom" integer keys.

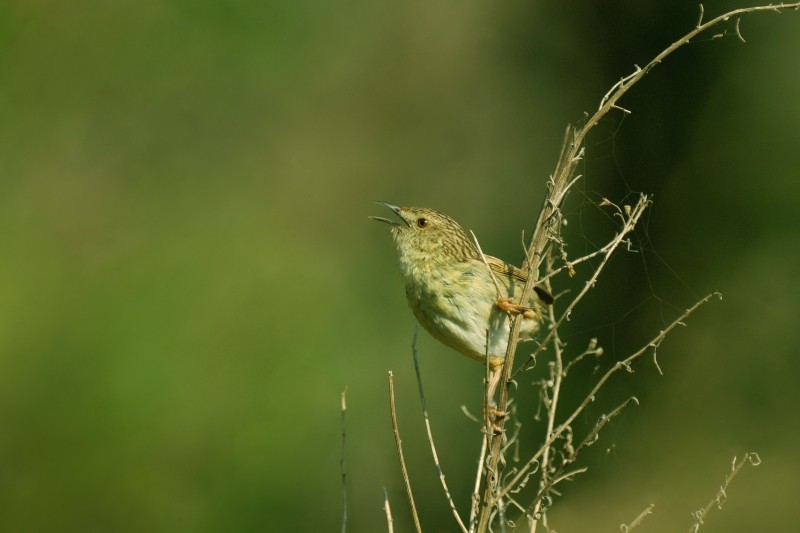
[
  {"left": 516, "top": 195, "right": 652, "bottom": 377},
  {"left": 620, "top": 504, "right": 655, "bottom": 532},
  {"left": 572, "top": 396, "right": 640, "bottom": 460},
  {"left": 474, "top": 7, "right": 800, "bottom": 528},
  {"left": 528, "top": 256, "right": 565, "bottom": 529},
  {"left": 523, "top": 467, "right": 588, "bottom": 529},
  {"left": 562, "top": 337, "right": 604, "bottom": 377},
  {"left": 537, "top": 242, "right": 612, "bottom": 285},
  {"left": 499, "top": 291, "right": 720, "bottom": 508},
  {"left": 501, "top": 407, "right": 523, "bottom": 463},
  {"left": 501, "top": 0, "right": 800, "bottom": 411},
  {"left": 469, "top": 436, "right": 489, "bottom": 532},
  {"left": 519, "top": 397, "right": 639, "bottom": 525},
  {"left": 411, "top": 326, "right": 469, "bottom": 533},
  {"left": 688, "top": 453, "right": 762, "bottom": 532},
  {"left": 340, "top": 387, "right": 348, "bottom": 533},
  {"left": 383, "top": 487, "right": 394, "bottom": 533},
  {"left": 471, "top": 230, "right": 504, "bottom": 300},
  {"left": 507, "top": 455, "right": 540, "bottom": 496},
  {"left": 388, "top": 371, "right": 422, "bottom": 533},
  {"left": 477, "top": 195, "right": 649, "bottom": 531}
]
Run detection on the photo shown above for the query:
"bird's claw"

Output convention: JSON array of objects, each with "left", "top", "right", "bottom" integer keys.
[
  {"left": 496, "top": 297, "right": 537, "bottom": 319},
  {"left": 482, "top": 404, "right": 507, "bottom": 435},
  {"left": 483, "top": 406, "right": 507, "bottom": 419},
  {"left": 481, "top": 424, "right": 505, "bottom": 436}
]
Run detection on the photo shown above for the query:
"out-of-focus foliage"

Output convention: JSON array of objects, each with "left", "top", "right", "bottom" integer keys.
[{"left": 0, "top": 1, "right": 798, "bottom": 531}]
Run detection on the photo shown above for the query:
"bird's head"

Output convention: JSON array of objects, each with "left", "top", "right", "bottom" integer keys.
[{"left": 370, "top": 202, "right": 477, "bottom": 266}]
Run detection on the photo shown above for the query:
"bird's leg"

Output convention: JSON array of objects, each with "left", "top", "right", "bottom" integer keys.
[
  {"left": 496, "top": 297, "right": 538, "bottom": 319},
  {"left": 486, "top": 364, "right": 503, "bottom": 404},
  {"left": 483, "top": 364, "right": 507, "bottom": 434}
]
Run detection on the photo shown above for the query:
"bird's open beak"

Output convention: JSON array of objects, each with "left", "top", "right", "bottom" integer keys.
[{"left": 369, "top": 201, "right": 409, "bottom": 227}]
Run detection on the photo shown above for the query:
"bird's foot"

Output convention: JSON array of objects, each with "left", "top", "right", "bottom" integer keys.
[
  {"left": 483, "top": 405, "right": 507, "bottom": 419},
  {"left": 496, "top": 297, "right": 537, "bottom": 319},
  {"left": 482, "top": 404, "right": 507, "bottom": 435}
]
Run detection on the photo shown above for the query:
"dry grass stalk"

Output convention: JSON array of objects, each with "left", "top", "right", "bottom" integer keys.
[{"left": 388, "top": 371, "right": 422, "bottom": 533}]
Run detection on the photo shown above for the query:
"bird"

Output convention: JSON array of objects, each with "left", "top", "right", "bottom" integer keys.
[{"left": 370, "top": 202, "right": 553, "bottom": 402}]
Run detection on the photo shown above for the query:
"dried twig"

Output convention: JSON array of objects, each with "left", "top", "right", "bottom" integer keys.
[
  {"left": 572, "top": 396, "right": 639, "bottom": 459},
  {"left": 474, "top": 5, "right": 800, "bottom": 529},
  {"left": 620, "top": 503, "right": 655, "bottom": 532},
  {"left": 388, "top": 371, "right": 422, "bottom": 533},
  {"left": 340, "top": 387, "right": 348, "bottom": 533},
  {"left": 411, "top": 326, "right": 469, "bottom": 533},
  {"left": 498, "top": 291, "right": 720, "bottom": 508},
  {"left": 477, "top": 193, "right": 648, "bottom": 531},
  {"left": 383, "top": 487, "right": 394, "bottom": 533},
  {"left": 515, "top": 195, "right": 651, "bottom": 377},
  {"left": 688, "top": 453, "right": 762, "bottom": 532},
  {"left": 527, "top": 260, "right": 564, "bottom": 531},
  {"left": 471, "top": 230, "right": 504, "bottom": 300},
  {"left": 562, "top": 337, "right": 604, "bottom": 377},
  {"left": 522, "top": 397, "right": 639, "bottom": 527},
  {"left": 469, "top": 437, "right": 489, "bottom": 531}
]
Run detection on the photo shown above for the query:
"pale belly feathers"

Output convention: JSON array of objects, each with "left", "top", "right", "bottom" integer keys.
[{"left": 401, "top": 260, "right": 541, "bottom": 363}]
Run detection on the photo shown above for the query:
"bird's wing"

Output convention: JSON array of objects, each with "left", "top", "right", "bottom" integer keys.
[
  {"left": 486, "top": 255, "right": 554, "bottom": 305},
  {"left": 486, "top": 255, "right": 526, "bottom": 282}
]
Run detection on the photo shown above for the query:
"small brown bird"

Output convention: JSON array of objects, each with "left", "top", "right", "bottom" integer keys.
[{"left": 371, "top": 202, "right": 553, "bottom": 400}]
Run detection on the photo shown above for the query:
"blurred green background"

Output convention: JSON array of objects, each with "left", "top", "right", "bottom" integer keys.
[{"left": 1, "top": 1, "right": 798, "bottom": 531}]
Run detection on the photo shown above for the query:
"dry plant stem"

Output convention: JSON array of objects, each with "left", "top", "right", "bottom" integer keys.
[
  {"left": 476, "top": 154, "right": 645, "bottom": 533},
  {"left": 528, "top": 265, "right": 564, "bottom": 533},
  {"left": 383, "top": 487, "right": 395, "bottom": 533},
  {"left": 688, "top": 453, "right": 762, "bottom": 532},
  {"left": 572, "top": 397, "right": 639, "bottom": 458},
  {"left": 529, "top": 467, "right": 588, "bottom": 511},
  {"left": 473, "top": 6, "right": 800, "bottom": 528},
  {"left": 477, "top": 169, "right": 648, "bottom": 532},
  {"left": 521, "top": 397, "right": 639, "bottom": 524},
  {"left": 498, "top": 292, "right": 720, "bottom": 505},
  {"left": 538, "top": 236, "right": 625, "bottom": 286},
  {"left": 410, "top": 326, "right": 469, "bottom": 533},
  {"left": 469, "top": 436, "right": 489, "bottom": 532},
  {"left": 340, "top": 387, "right": 348, "bottom": 533},
  {"left": 516, "top": 0, "right": 800, "bottom": 377},
  {"left": 471, "top": 230, "right": 504, "bottom": 299},
  {"left": 620, "top": 503, "right": 655, "bottom": 532},
  {"left": 562, "top": 338, "right": 603, "bottom": 377},
  {"left": 388, "top": 371, "right": 422, "bottom": 533},
  {"left": 516, "top": 194, "right": 650, "bottom": 378}
]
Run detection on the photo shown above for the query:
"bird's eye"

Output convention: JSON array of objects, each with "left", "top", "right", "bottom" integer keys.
[{"left": 416, "top": 218, "right": 428, "bottom": 228}]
